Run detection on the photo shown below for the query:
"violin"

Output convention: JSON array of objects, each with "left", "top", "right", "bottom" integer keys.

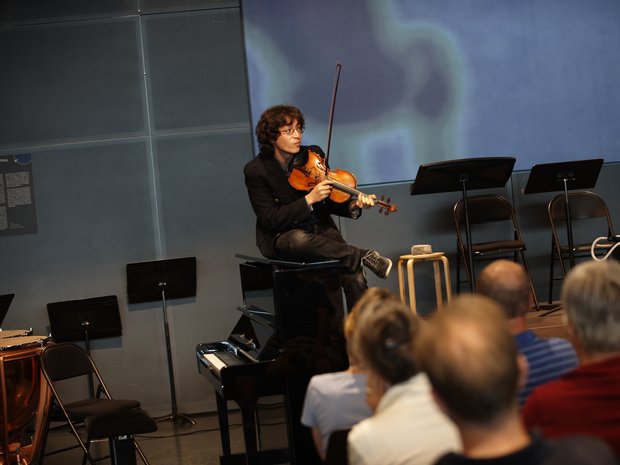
[{"left": 288, "top": 150, "right": 397, "bottom": 216}]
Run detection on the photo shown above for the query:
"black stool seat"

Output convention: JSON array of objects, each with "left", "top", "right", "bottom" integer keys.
[
  {"left": 85, "top": 408, "right": 157, "bottom": 439},
  {"left": 85, "top": 409, "right": 157, "bottom": 465},
  {"left": 67, "top": 398, "right": 141, "bottom": 418}
]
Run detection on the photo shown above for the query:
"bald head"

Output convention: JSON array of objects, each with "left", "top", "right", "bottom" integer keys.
[
  {"left": 415, "top": 295, "right": 520, "bottom": 424},
  {"left": 477, "top": 260, "right": 531, "bottom": 319}
]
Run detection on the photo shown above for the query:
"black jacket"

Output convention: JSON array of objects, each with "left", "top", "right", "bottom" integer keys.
[{"left": 243, "top": 145, "right": 359, "bottom": 258}]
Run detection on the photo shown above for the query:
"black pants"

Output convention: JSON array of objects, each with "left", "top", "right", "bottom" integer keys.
[{"left": 274, "top": 224, "right": 368, "bottom": 310}]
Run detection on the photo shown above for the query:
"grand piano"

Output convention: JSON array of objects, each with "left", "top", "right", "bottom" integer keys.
[{"left": 197, "top": 256, "right": 348, "bottom": 465}]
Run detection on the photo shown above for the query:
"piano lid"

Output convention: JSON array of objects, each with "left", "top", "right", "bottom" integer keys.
[{"left": 228, "top": 314, "right": 278, "bottom": 363}]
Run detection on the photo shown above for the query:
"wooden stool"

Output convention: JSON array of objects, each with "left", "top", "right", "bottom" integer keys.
[{"left": 397, "top": 252, "right": 452, "bottom": 315}]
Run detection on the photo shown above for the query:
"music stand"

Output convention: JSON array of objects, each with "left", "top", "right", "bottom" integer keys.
[
  {"left": 523, "top": 159, "right": 604, "bottom": 316},
  {"left": 126, "top": 256, "right": 197, "bottom": 425},
  {"left": 410, "top": 157, "right": 516, "bottom": 288},
  {"left": 0, "top": 294, "right": 15, "bottom": 327},
  {"left": 47, "top": 295, "right": 122, "bottom": 397},
  {"left": 523, "top": 158, "right": 604, "bottom": 268}
]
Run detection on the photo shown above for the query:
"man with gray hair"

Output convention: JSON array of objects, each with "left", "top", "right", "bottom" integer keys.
[
  {"left": 477, "top": 259, "right": 577, "bottom": 405},
  {"left": 523, "top": 259, "right": 620, "bottom": 456}
]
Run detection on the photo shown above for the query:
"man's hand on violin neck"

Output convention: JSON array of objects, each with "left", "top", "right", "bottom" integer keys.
[
  {"left": 305, "top": 180, "right": 333, "bottom": 206},
  {"left": 356, "top": 193, "right": 377, "bottom": 209}
]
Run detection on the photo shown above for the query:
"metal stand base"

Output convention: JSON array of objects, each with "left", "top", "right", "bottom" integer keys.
[
  {"left": 537, "top": 302, "right": 563, "bottom": 317},
  {"left": 154, "top": 412, "right": 196, "bottom": 426}
]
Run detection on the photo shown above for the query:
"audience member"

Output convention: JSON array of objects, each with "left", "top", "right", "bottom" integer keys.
[
  {"left": 477, "top": 259, "right": 578, "bottom": 405},
  {"left": 347, "top": 299, "right": 460, "bottom": 465},
  {"left": 301, "top": 288, "right": 396, "bottom": 460},
  {"left": 415, "top": 294, "right": 617, "bottom": 465},
  {"left": 523, "top": 259, "right": 620, "bottom": 456}
]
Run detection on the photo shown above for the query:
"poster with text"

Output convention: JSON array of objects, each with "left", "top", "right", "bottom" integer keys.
[{"left": 0, "top": 154, "right": 37, "bottom": 236}]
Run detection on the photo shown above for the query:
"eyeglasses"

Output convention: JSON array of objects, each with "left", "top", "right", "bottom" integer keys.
[{"left": 279, "top": 126, "right": 304, "bottom": 136}]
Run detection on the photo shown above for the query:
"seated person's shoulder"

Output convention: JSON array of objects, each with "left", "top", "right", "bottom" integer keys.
[
  {"left": 548, "top": 336, "right": 577, "bottom": 351},
  {"left": 545, "top": 435, "right": 618, "bottom": 465}
]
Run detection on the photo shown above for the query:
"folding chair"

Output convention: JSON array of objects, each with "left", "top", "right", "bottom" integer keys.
[
  {"left": 453, "top": 194, "right": 539, "bottom": 310},
  {"left": 547, "top": 191, "right": 615, "bottom": 303},
  {"left": 40, "top": 342, "right": 155, "bottom": 465}
]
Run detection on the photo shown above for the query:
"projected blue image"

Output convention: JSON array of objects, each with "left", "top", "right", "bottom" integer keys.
[{"left": 242, "top": 0, "right": 620, "bottom": 185}]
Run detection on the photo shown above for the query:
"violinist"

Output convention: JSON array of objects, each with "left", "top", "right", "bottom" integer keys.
[{"left": 244, "top": 104, "right": 392, "bottom": 309}]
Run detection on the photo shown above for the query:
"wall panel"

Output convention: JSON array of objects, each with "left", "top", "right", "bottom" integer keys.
[
  {"left": 0, "top": 18, "right": 145, "bottom": 148},
  {"left": 144, "top": 9, "right": 249, "bottom": 131}
]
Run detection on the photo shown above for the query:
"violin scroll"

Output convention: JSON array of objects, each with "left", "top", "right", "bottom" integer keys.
[{"left": 377, "top": 196, "right": 397, "bottom": 216}]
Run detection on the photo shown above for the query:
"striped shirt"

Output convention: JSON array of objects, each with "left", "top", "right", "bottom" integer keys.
[{"left": 516, "top": 330, "right": 579, "bottom": 406}]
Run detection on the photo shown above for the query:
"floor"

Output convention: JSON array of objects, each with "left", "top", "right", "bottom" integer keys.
[
  {"left": 40, "top": 398, "right": 289, "bottom": 465},
  {"left": 36, "top": 306, "right": 568, "bottom": 465},
  {"left": 525, "top": 304, "right": 568, "bottom": 340}
]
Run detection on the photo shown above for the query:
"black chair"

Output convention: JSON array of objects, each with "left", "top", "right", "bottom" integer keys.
[
  {"left": 453, "top": 194, "right": 539, "bottom": 310},
  {"left": 40, "top": 342, "right": 156, "bottom": 465},
  {"left": 547, "top": 191, "right": 615, "bottom": 303},
  {"left": 324, "top": 429, "right": 350, "bottom": 465}
]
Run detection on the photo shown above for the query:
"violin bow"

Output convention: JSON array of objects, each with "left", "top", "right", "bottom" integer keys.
[
  {"left": 321, "top": 62, "right": 397, "bottom": 215},
  {"left": 324, "top": 61, "right": 342, "bottom": 168}
]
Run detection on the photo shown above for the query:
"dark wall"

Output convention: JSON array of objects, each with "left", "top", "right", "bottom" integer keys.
[{"left": 0, "top": 1, "right": 618, "bottom": 415}]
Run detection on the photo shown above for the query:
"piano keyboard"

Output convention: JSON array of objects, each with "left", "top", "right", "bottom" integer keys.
[{"left": 202, "top": 351, "right": 243, "bottom": 374}]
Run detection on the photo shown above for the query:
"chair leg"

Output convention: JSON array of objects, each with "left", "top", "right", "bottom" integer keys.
[
  {"left": 133, "top": 438, "right": 151, "bottom": 465},
  {"left": 37, "top": 400, "right": 54, "bottom": 465},
  {"left": 457, "top": 241, "right": 475, "bottom": 293},
  {"left": 462, "top": 252, "right": 474, "bottom": 293},
  {"left": 440, "top": 255, "right": 452, "bottom": 304},
  {"left": 109, "top": 436, "right": 137, "bottom": 465},
  {"left": 519, "top": 251, "right": 539, "bottom": 311},
  {"left": 81, "top": 436, "right": 92, "bottom": 465},
  {"left": 548, "top": 237, "right": 555, "bottom": 305},
  {"left": 551, "top": 240, "right": 569, "bottom": 304},
  {"left": 557, "top": 245, "right": 568, "bottom": 278},
  {"left": 456, "top": 243, "right": 461, "bottom": 294},
  {"left": 67, "top": 422, "right": 98, "bottom": 465}
]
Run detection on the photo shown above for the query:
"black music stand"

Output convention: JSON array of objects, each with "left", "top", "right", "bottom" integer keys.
[
  {"left": 524, "top": 158, "right": 604, "bottom": 268},
  {"left": 523, "top": 159, "right": 604, "bottom": 316},
  {"left": 0, "top": 294, "right": 15, "bottom": 327},
  {"left": 47, "top": 295, "right": 122, "bottom": 397},
  {"left": 410, "top": 157, "right": 516, "bottom": 288},
  {"left": 126, "top": 256, "right": 197, "bottom": 425}
]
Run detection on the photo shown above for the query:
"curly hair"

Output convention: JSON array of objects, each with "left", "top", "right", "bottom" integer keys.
[{"left": 255, "top": 105, "right": 305, "bottom": 155}]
